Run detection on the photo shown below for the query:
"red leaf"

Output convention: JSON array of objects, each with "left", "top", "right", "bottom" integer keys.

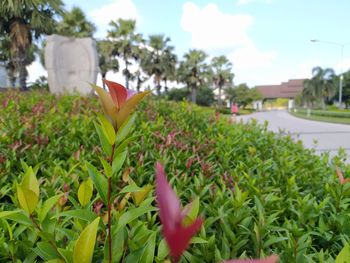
[
  {"left": 155, "top": 162, "right": 203, "bottom": 260},
  {"left": 103, "top": 79, "right": 127, "bottom": 109},
  {"left": 336, "top": 166, "right": 350, "bottom": 184}
]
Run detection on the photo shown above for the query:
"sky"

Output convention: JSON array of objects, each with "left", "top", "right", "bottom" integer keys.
[{"left": 28, "top": 0, "right": 350, "bottom": 88}]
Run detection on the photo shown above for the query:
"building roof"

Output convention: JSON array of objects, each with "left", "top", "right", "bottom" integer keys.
[{"left": 256, "top": 79, "right": 305, "bottom": 99}]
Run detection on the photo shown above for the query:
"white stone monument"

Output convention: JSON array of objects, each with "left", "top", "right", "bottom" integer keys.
[
  {"left": 45, "top": 34, "right": 98, "bottom": 95},
  {"left": 0, "top": 65, "right": 8, "bottom": 87}
]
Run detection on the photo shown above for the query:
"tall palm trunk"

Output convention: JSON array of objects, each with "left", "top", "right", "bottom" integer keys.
[
  {"left": 218, "top": 85, "right": 222, "bottom": 106},
  {"left": 164, "top": 78, "right": 168, "bottom": 94},
  {"left": 101, "top": 72, "right": 107, "bottom": 90},
  {"left": 18, "top": 47, "right": 27, "bottom": 90},
  {"left": 321, "top": 97, "right": 326, "bottom": 110},
  {"left": 136, "top": 79, "right": 141, "bottom": 92},
  {"left": 191, "top": 85, "right": 197, "bottom": 104},
  {"left": 10, "top": 21, "right": 30, "bottom": 90},
  {"left": 155, "top": 73, "right": 161, "bottom": 96},
  {"left": 6, "top": 63, "right": 16, "bottom": 88},
  {"left": 124, "top": 58, "right": 129, "bottom": 89}
]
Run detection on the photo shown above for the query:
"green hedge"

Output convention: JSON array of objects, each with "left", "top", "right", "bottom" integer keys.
[
  {"left": 294, "top": 108, "right": 350, "bottom": 118},
  {"left": 0, "top": 91, "right": 349, "bottom": 262}
]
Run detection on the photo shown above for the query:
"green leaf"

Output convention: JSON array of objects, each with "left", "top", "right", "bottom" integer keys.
[
  {"left": 336, "top": 243, "right": 350, "bottom": 263},
  {"left": 17, "top": 185, "right": 38, "bottom": 215},
  {"left": 78, "top": 179, "right": 93, "bottom": 207},
  {"left": 22, "top": 166, "right": 39, "bottom": 197},
  {"left": 36, "top": 241, "right": 61, "bottom": 260},
  {"left": 115, "top": 113, "right": 136, "bottom": 145},
  {"left": 117, "top": 204, "right": 157, "bottom": 230},
  {"left": 98, "top": 114, "right": 116, "bottom": 145},
  {"left": 116, "top": 91, "right": 150, "bottom": 128},
  {"left": 86, "top": 162, "right": 108, "bottom": 204},
  {"left": 93, "top": 121, "right": 112, "bottom": 156},
  {"left": 124, "top": 248, "right": 144, "bottom": 263},
  {"left": 132, "top": 185, "right": 153, "bottom": 206},
  {"left": 0, "top": 210, "right": 20, "bottom": 219},
  {"left": 183, "top": 197, "right": 200, "bottom": 226},
  {"left": 100, "top": 157, "right": 112, "bottom": 178},
  {"left": 114, "top": 135, "right": 141, "bottom": 156},
  {"left": 46, "top": 259, "right": 65, "bottom": 263},
  {"left": 190, "top": 237, "right": 208, "bottom": 244},
  {"left": 38, "top": 194, "right": 63, "bottom": 223},
  {"left": 112, "top": 150, "right": 127, "bottom": 177},
  {"left": 263, "top": 236, "right": 289, "bottom": 248},
  {"left": 73, "top": 217, "right": 100, "bottom": 263},
  {"left": 104, "top": 226, "right": 126, "bottom": 262},
  {"left": 140, "top": 232, "right": 156, "bottom": 263},
  {"left": 20, "top": 160, "right": 29, "bottom": 171},
  {"left": 91, "top": 84, "right": 118, "bottom": 127},
  {"left": 157, "top": 238, "right": 169, "bottom": 260},
  {"left": 58, "top": 248, "right": 73, "bottom": 263},
  {"left": 3, "top": 211, "right": 33, "bottom": 226},
  {"left": 119, "top": 184, "right": 142, "bottom": 194},
  {"left": 52, "top": 209, "right": 97, "bottom": 222}
]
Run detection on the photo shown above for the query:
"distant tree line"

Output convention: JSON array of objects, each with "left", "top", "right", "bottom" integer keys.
[
  {"left": 0, "top": 1, "right": 262, "bottom": 106},
  {"left": 296, "top": 66, "right": 350, "bottom": 109}
]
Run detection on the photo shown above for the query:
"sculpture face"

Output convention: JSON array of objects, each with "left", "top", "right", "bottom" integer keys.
[{"left": 45, "top": 35, "right": 99, "bottom": 95}]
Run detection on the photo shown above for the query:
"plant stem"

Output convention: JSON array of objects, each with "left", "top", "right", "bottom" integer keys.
[
  {"left": 107, "top": 176, "right": 112, "bottom": 263},
  {"left": 29, "top": 215, "right": 60, "bottom": 255},
  {"left": 107, "top": 143, "right": 116, "bottom": 263}
]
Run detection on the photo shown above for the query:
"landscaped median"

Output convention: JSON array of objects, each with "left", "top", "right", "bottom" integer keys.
[{"left": 291, "top": 108, "right": 350, "bottom": 124}]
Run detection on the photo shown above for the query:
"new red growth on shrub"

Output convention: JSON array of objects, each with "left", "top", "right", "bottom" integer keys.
[{"left": 155, "top": 162, "right": 203, "bottom": 261}]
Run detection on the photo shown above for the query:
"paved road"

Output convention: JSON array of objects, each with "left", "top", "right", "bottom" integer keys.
[{"left": 238, "top": 111, "right": 350, "bottom": 163}]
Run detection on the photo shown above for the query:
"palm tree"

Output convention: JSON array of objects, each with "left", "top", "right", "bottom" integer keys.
[
  {"left": 303, "top": 66, "right": 335, "bottom": 109},
  {"left": 211, "top": 55, "right": 234, "bottom": 106},
  {"left": 178, "top": 49, "right": 208, "bottom": 104},
  {"left": 302, "top": 79, "right": 317, "bottom": 108},
  {"left": 97, "top": 40, "right": 119, "bottom": 89},
  {"left": 135, "top": 69, "right": 148, "bottom": 92},
  {"left": 337, "top": 71, "right": 350, "bottom": 109},
  {"left": 162, "top": 46, "right": 177, "bottom": 94},
  {"left": 141, "top": 34, "right": 177, "bottom": 95},
  {"left": 0, "top": 35, "right": 16, "bottom": 87},
  {"left": 107, "top": 19, "right": 143, "bottom": 89},
  {"left": 55, "top": 6, "right": 96, "bottom": 37},
  {"left": 0, "top": 0, "right": 63, "bottom": 90}
]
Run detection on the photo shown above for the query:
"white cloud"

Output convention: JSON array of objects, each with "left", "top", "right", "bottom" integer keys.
[
  {"left": 181, "top": 2, "right": 278, "bottom": 85},
  {"left": 293, "top": 59, "right": 322, "bottom": 79},
  {"left": 181, "top": 3, "right": 253, "bottom": 50},
  {"left": 90, "top": 0, "right": 141, "bottom": 38},
  {"left": 228, "top": 44, "right": 277, "bottom": 69},
  {"left": 335, "top": 58, "right": 350, "bottom": 74},
  {"left": 237, "top": 0, "right": 273, "bottom": 5}
]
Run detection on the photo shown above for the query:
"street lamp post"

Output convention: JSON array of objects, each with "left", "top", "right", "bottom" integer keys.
[{"left": 310, "top": 39, "right": 350, "bottom": 108}]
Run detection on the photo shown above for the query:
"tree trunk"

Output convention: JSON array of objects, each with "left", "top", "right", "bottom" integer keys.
[
  {"left": 124, "top": 58, "right": 129, "bottom": 89},
  {"left": 7, "top": 65, "right": 16, "bottom": 88},
  {"left": 164, "top": 78, "right": 168, "bottom": 94},
  {"left": 218, "top": 86, "right": 222, "bottom": 106},
  {"left": 155, "top": 74, "right": 161, "bottom": 96},
  {"left": 321, "top": 97, "right": 326, "bottom": 110},
  {"left": 136, "top": 82, "right": 140, "bottom": 92},
  {"left": 136, "top": 75, "right": 141, "bottom": 92},
  {"left": 18, "top": 47, "right": 27, "bottom": 90},
  {"left": 102, "top": 72, "right": 107, "bottom": 90},
  {"left": 191, "top": 86, "right": 197, "bottom": 104}
]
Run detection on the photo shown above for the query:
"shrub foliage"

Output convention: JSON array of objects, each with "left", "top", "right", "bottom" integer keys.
[{"left": 0, "top": 90, "right": 349, "bottom": 262}]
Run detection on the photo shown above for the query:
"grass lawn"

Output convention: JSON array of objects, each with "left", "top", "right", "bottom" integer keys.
[{"left": 290, "top": 110, "right": 350, "bottom": 124}]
